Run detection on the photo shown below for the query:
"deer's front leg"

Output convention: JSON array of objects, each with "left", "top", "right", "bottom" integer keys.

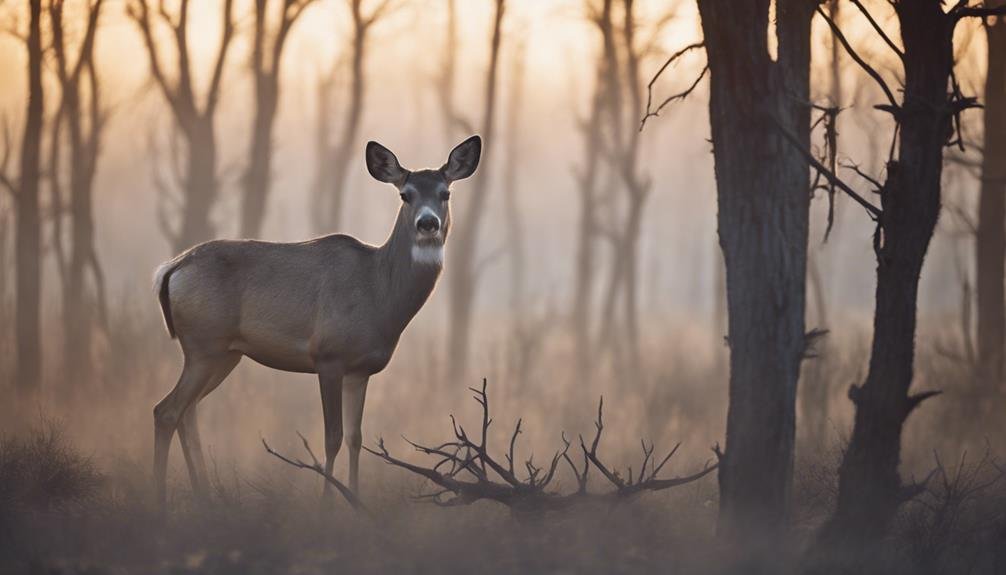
[
  {"left": 317, "top": 364, "right": 344, "bottom": 498},
  {"left": 342, "top": 374, "right": 369, "bottom": 494}
]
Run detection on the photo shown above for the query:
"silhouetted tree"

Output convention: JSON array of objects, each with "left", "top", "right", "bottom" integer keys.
[
  {"left": 694, "top": 0, "right": 815, "bottom": 541},
  {"left": 571, "top": 0, "right": 613, "bottom": 383},
  {"left": 49, "top": 0, "right": 107, "bottom": 383},
  {"left": 435, "top": 0, "right": 474, "bottom": 146},
  {"left": 594, "top": 0, "right": 657, "bottom": 375},
  {"left": 312, "top": 0, "right": 398, "bottom": 233},
  {"left": 800, "top": 0, "right": 842, "bottom": 451},
  {"left": 811, "top": 0, "right": 1006, "bottom": 555},
  {"left": 446, "top": 0, "right": 505, "bottom": 383},
  {"left": 503, "top": 38, "right": 526, "bottom": 318},
  {"left": 976, "top": 1, "right": 1006, "bottom": 387},
  {"left": 14, "top": 0, "right": 45, "bottom": 394},
  {"left": 241, "top": 0, "right": 315, "bottom": 238},
  {"left": 128, "top": 0, "right": 236, "bottom": 253}
]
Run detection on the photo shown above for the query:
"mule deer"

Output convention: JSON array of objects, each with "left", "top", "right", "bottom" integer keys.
[{"left": 151, "top": 136, "right": 482, "bottom": 508}]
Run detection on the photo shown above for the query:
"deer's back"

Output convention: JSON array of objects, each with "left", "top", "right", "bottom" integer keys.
[{"left": 167, "top": 236, "right": 377, "bottom": 368}]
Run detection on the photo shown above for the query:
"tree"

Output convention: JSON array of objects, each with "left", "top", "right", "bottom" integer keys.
[
  {"left": 128, "top": 0, "right": 236, "bottom": 253},
  {"left": 811, "top": 0, "right": 1006, "bottom": 554},
  {"left": 240, "top": 0, "right": 315, "bottom": 238},
  {"left": 975, "top": 0, "right": 1006, "bottom": 387},
  {"left": 503, "top": 38, "right": 527, "bottom": 319},
  {"left": 446, "top": 0, "right": 505, "bottom": 383},
  {"left": 570, "top": 0, "right": 612, "bottom": 384},
  {"left": 311, "top": 0, "right": 397, "bottom": 234},
  {"left": 49, "top": 0, "right": 107, "bottom": 383},
  {"left": 692, "top": 0, "right": 815, "bottom": 541},
  {"left": 14, "top": 0, "right": 45, "bottom": 394}
]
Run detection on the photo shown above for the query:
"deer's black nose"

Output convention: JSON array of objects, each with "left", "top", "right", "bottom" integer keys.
[{"left": 417, "top": 214, "right": 441, "bottom": 233}]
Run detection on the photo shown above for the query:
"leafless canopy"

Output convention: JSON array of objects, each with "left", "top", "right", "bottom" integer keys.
[{"left": 364, "top": 379, "right": 717, "bottom": 513}]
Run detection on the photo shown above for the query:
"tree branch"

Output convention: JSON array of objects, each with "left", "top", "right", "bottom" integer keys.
[{"left": 816, "top": 4, "right": 900, "bottom": 113}]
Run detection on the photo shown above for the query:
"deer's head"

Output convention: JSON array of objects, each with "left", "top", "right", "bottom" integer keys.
[{"left": 365, "top": 136, "right": 481, "bottom": 255}]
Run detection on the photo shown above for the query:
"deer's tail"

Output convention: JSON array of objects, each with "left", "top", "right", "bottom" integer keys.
[{"left": 152, "top": 258, "right": 182, "bottom": 339}]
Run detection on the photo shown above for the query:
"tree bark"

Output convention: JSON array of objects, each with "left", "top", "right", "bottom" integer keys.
[
  {"left": 696, "top": 0, "right": 813, "bottom": 541},
  {"left": 976, "top": 4, "right": 1006, "bottom": 388},
  {"left": 447, "top": 0, "right": 505, "bottom": 383},
  {"left": 816, "top": 0, "right": 957, "bottom": 554},
  {"left": 16, "top": 0, "right": 44, "bottom": 394}
]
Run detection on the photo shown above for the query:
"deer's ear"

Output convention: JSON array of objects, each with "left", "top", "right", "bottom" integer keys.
[
  {"left": 366, "top": 141, "right": 409, "bottom": 185},
  {"left": 440, "top": 135, "right": 482, "bottom": 182}
]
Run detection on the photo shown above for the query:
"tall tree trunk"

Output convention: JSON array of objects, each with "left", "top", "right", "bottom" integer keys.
[
  {"left": 313, "top": 0, "right": 378, "bottom": 234},
  {"left": 571, "top": 1, "right": 611, "bottom": 383},
  {"left": 817, "top": 0, "right": 957, "bottom": 553},
  {"left": 129, "top": 0, "right": 235, "bottom": 253},
  {"left": 447, "top": 0, "right": 505, "bottom": 383},
  {"left": 976, "top": 3, "right": 1006, "bottom": 388},
  {"left": 241, "top": 0, "right": 313, "bottom": 238},
  {"left": 696, "top": 0, "right": 813, "bottom": 541},
  {"left": 16, "top": 0, "right": 44, "bottom": 394},
  {"left": 503, "top": 39, "right": 526, "bottom": 317},
  {"left": 52, "top": 0, "right": 106, "bottom": 383},
  {"left": 800, "top": 0, "right": 841, "bottom": 450},
  {"left": 176, "top": 122, "right": 219, "bottom": 251}
]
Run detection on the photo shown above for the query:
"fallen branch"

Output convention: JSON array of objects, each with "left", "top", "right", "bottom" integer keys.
[
  {"left": 365, "top": 379, "right": 717, "bottom": 513},
  {"left": 262, "top": 432, "right": 369, "bottom": 514}
]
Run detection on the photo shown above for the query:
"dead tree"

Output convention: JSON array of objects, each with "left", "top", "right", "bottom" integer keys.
[
  {"left": 446, "top": 0, "right": 505, "bottom": 383},
  {"left": 49, "top": 0, "right": 107, "bottom": 383},
  {"left": 312, "top": 0, "right": 397, "bottom": 233},
  {"left": 365, "top": 379, "right": 717, "bottom": 512},
  {"left": 128, "top": 0, "right": 236, "bottom": 253},
  {"left": 800, "top": 0, "right": 1006, "bottom": 556},
  {"left": 240, "top": 0, "right": 315, "bottom": 238},
  {"left": 678, "top": 0, "right": 816, "bottom": 541},
  {"left": 799, "top": 0, "right": 842, "bottom": 451},
  {"left": 13, "top": 0, "right": 45, "bottom": 394},
  {"left": 976, "top": 1, "right": 1006, "bottom": 387},
  {"left": 435, "top": 0, "right": 474, "bottom": 145},
  {"left": 503, "top": 38, "right": 526, "bottom": 322},
  {"left": 571, "top": 0, "right": 613, "bottom": 384}
]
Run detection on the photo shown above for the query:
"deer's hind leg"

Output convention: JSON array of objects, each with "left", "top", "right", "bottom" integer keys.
[
  {"left": 177, "top": 351, "right": 241, "bottom": 499},
  {"left": 153, "top": 352, "right": 234, "bottom": 511}
]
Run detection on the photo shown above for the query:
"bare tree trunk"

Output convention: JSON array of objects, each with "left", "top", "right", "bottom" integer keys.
[
  {"left": 447, "top": 0, "right": 505, "bottom": 383},
  {"left": 816, "top": 0, "right": 960, "bottom": 554},
  {"left": 571, "top": 2, "right": 611, "bottom": 383},
  {"left": 503, "top": 39, "right": 526, "bottom": 317},
  {"left": 696, "top": 0, "right": 813, "bottom": 542},
  {"left": 976, "top": 4, "right": 1006, "bottom": 388},
  {"left": 800, "top": 0, "right": 840, "bottom": 450},
  {"left": 129, "top": 0, "right": 236, "bottom": 252},
  {"left": 51, "top": 0, "right": 106, "bottom": 383},
  {"left": 16, "top": 0, "right": 44, "bottom": 394}
]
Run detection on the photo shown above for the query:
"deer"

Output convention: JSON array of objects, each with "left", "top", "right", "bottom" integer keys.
[{"left": 150, "top": 135, "right": 482, "bottom": 509}]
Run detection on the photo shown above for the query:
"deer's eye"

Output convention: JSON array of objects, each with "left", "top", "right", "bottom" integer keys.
[
  {"left": 440, "top": 190, "right": 451, "bottom": 201},
  {"left": 400, "top": 191, "right": 411, "bottom": 203}
]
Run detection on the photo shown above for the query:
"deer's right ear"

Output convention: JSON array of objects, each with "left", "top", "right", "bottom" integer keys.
[{"left": 366, "top": 141, "right": 409, "bottom": 186}]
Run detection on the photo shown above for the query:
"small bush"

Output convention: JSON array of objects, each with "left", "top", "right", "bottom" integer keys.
[{"left": 0, "top": 417, "right": 103, "bottom": 514}]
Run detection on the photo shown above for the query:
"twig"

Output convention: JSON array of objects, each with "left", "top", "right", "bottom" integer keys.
[{"left": 261, "top": 434, "right": 369, "bottom": 514}]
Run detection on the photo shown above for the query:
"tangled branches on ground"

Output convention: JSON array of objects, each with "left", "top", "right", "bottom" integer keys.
[{"left": 365, "top": 379, "right": 717, "bottom": 512}]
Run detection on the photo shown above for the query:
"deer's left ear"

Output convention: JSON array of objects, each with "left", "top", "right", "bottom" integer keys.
[
  {"left": 440, "top": 135, "right": 482, "bottom": 182},
  {"left": 366, "top": 141, "right": 409, "bottom": 186}
]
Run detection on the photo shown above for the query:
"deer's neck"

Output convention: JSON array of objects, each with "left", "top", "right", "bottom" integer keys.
[{"left": 375, "top": 208, "right": 443, "bottom": 335}]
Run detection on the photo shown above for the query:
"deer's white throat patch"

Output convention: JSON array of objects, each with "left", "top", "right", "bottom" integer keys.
[{"left": 412, "top": 244, "right": 444, "bottom": 266}]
